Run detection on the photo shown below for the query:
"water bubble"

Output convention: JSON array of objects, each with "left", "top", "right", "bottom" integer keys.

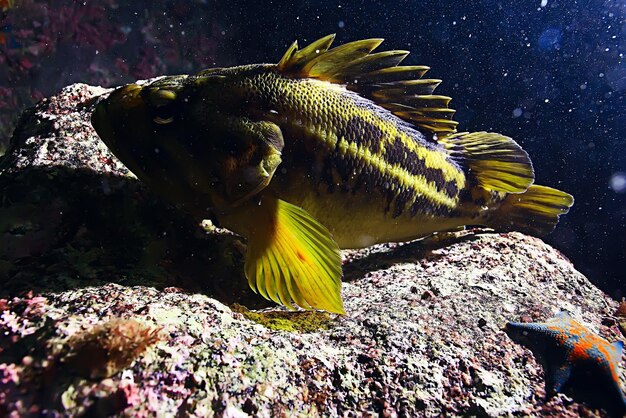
[{"left": 609, "top": 172, "right": 626, "bottom": 193}]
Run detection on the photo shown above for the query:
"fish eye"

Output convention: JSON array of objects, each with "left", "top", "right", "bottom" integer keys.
[
  {"left": 148, "top": 88, "right": 178, "bottom": 125},
  {"left": 152, "top": 106, "right": 176, "bottom": 125},
  {"left": 153, "top": 116, "right": 175, "bottom": 125}
]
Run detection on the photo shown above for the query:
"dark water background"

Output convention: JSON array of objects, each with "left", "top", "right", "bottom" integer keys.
[{"left": 1, "top": 0, "right": 624, "bottom": 298}]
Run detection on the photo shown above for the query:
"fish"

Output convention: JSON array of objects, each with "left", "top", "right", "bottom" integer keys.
[{"left": 91, "top": 34, "right": 574, "bottom": 314}]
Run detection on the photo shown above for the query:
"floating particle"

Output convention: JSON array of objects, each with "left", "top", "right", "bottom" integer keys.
[
  {"left": 606, "top": 62, "right": 626, "bottom": 92},
  {"left": 538, "top": 28, "right": 562, "bottom": 50},
  {"left": 512, "top": 108, "right": 523, "bottom": 118},
  {"left": 609, "top": 172, "right": 626, "bottom": 193}
]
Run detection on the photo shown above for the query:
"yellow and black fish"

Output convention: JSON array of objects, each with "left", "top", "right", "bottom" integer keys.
[{"left": 92, "top": 35, "right": 574, "bottom": 314}]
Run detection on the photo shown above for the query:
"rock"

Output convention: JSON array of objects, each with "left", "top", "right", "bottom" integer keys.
[{"left": 0, "top": 84, "right": 623, "bottom": 417}]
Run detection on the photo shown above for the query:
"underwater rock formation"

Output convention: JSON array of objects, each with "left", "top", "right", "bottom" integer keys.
[{"left": 0, "top": 84, "right": 624, "bottom": 417}]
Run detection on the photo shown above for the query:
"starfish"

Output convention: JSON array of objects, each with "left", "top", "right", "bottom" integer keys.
[{"left": 506, "top": 312, "right": 626, "bottom": 416}]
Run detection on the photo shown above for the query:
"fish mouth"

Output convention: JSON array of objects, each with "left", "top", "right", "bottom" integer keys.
[
  {"left": 91, "top": 83, "right": 149, "bottom": 162},
  {"left": 91, "top": 97, "right": 115, "bottom": 146},
  {"left": 211, "top": 176, "right": 273, "bottom": 215}
]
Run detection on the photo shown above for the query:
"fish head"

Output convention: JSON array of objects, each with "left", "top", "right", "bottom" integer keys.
[
  {"left": 92, "top": 71, "right": 284, "bottom": 215},
  {"left": 92, "top": 78, "right": 207, "bottom": 213}
]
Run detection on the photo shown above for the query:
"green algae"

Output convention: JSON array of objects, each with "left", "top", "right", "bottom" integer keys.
[{"left": 230, "top": 304, "right": 335, "bottom": 332}]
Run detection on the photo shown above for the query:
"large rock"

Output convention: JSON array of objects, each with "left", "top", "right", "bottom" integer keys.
[{"left": 0, "top": 84, "right": 623, "bottom": 417}]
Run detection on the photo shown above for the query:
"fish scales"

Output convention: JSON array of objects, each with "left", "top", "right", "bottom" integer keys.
[
  {"left": 234, "top": 69, "right": 466, "bottom": 218},
  {"left": 92, "top": 35, "right": 573, "bottom": 313}
]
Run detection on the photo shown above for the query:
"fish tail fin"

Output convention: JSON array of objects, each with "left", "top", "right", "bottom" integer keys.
[
  {"left": 439, "top": 132, "right": 573, "bottom": 235},
  {"left": 487, "top": 185, "right": 574, "bottom": 235}
]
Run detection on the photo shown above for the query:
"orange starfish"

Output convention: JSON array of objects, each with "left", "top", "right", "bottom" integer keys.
[{"left": 506, "top": 312, "right": 626, "bottom": 416}]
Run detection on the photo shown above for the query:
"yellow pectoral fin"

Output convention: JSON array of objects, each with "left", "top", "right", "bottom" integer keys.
[{"left": 244, "top": 197, "right": 345, "bottom": 314}]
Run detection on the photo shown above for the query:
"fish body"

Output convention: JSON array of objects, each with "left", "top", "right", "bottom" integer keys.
[
  {"left": 191, "top": 65, "right": 468, "bottom": 247},
  {"left": 92, "top": 35, "right": 574, "bottom": 313},
  {"left": 241, "top": 70, "right": 468, "bottom": 248}
]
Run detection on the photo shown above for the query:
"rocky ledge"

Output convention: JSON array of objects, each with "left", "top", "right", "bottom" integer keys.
[{"left": 0, "top": 84, "right": 624, "bottom": 417}]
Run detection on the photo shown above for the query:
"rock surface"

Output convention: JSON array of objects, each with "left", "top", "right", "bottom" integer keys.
[{"left": 0, "top": 84, "right": 624, "bottom": 417}]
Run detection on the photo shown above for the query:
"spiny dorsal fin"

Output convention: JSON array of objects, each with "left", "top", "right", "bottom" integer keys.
[
  {"left": 277, "top": 34, "right": 336, "bottom": 73},
  {"left": 276, "top": 35, "right": 458, "bottom": 135}
]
